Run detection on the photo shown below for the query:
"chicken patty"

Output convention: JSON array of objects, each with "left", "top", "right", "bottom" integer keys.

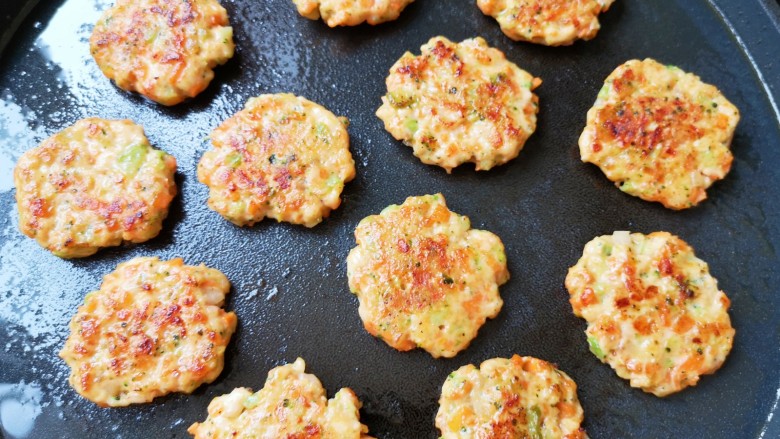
[
  {"left": 436, "top": 355, "right": 586, "bottom": 438},
  {"left": 292, "top": 0, "right": 415, "bottom": 27},
  {"left": 13, "top": 118, "right": 177, "bottom": 258},
  {"left": 90, "top": 0, "right": 234, "bottom": 105},
  {"left": 60, "top": 257, "right": 237, "bottom": 406},
  {"left": 188, "top": 358, "right": 372, "bottom": 438},
  {"left": 376, "top": 36, "right": 540, "bottom": 172},
  {"left": 198, "top": 94, "right": 355, "bottom": 227},
  {"left": 347, "top": 194, "right": 509, "bottom": 358},
  {"left": 477, "top": 0, "right": 615, "bottom": 46},
  {"left": 565, "top": 231, "right": 735, "bottom": 396},
  {"left": 579, "top": 58, "right": 739, "bottom": 209}
]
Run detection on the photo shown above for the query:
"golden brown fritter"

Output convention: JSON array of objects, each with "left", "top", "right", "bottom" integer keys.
[
  {"left": 579, "top": 59, "right": 739, "bottom": 209},
  {"left": 436, "top": 355, "right": 587, "bottom": 438},
  {"left": 478, "top": 0, "right": 615, "bottom": 46},
  {"left": 566, "top": 231, "right": 735, "bottom": 396},
  {"left": 188, "top": 358, "right": 372, "bottom": 438},
  {"left": 376, "top": 36, "right": 540, "bottom": 172},
  {"left": 198, "top": 94, "right": 355, "bottom": 227},
  {"left": 293, "top": 0, "right": 414, "bottom": 26},
  {"left": 347, "top": 194, "right": 509, "bottom": 358},
  {"left": 13, "top": 118, "right": 177, "bottom": 258},
  {"left": 90, "top": 0, "right": 234, "bottom": 105},
  {"left": 60, "top": 257, "right": 237, "bottom": 406}
]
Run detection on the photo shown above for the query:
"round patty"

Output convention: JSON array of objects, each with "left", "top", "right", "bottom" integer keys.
[
  {"left": 376, "top": 36, "right": 540, "bottom": 172},
  {"left": 90, "top": 0, "right": 234, "bottom": 106},
  {"left": 565, "top": 231, "right": 735, "bottom": 396},
  {"left": 477, "top": 0, "right": 615, "bottom": 46},
  {"left": 188, "top": 358, "right": 372, "bottom": 438},
  {"left": 346, "top": 194, "right": 509, "bottom": 358},
  {"left": 436, "top": 355, "right": 586, "bottom": 438},
  {"left": 13, "top": 118, "right": 177, "bottom": 258},
  {"left": 59, "top": 257, "right": 237, "bottom": 406},
  {"left": 292, "top": 0, "right": 415, "bottom": 27},
  {"left": 579, "top": 58, "right": 740, "bottom": 209},
  {"left": 198, "top": 94, "right": 355, "bottom": 227}
]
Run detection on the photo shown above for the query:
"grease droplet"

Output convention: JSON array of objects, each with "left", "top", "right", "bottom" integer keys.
[{"left": 0, "top": 382, "right": 43, "bottom": 438}]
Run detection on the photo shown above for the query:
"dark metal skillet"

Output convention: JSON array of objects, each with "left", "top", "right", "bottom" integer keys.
[{"left": 1, "top": 0, "right": 779, "bottom": 437}]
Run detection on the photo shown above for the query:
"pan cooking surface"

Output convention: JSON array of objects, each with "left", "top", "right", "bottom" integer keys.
[{"left": 1, "top": 0, "right": 779, "bottom": 437}]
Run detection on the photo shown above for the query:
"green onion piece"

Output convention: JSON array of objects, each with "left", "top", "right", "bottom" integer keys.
[
  {"left": 598, "top": 83, "right": 610, "bottom": 99},
  {"left": 316, "top": 122, "right": 329, "bottom": 137},
  {"left": 588, "top": 335, "right": 606, "bottom": 359},
  {"left": 146, "top": 31, "right": 158, "bottom": 44},
  {"left": 388, "top": 92, "right": 414, "bottom": 108},
  {"left": 326, "top": 174, "right": 342, "bottom": 189},
  {"left": 119, "top": 144, "right": 148, "bottom": 176},
  {"left": 528, "top": 405, "right": 542, "bottom": 439},
  {"left": 316, "top": 122, "right": 330, "bottom": 144},
  {"left": 490, "top": 72, "right": 506, "bottom": 84},
  {"left": 225, "top": 152, "right": 242, "bottom": 167},
  {"left": 404, "top": 118, "right": 418, "bottom": 134},
  {"left": 618, "top": 181, "right": 634, "bottom": 193}
]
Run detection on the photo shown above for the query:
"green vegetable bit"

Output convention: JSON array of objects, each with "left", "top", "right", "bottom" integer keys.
[
  {"left": 225, "top": 152, "right": 242, "bottom": 167},
  {"left": 387, "top": 92, "right": 414, "bottom": 108},
  {"left": 326, "top": 174, "right": 342, "bottom": 190},
  {"left": 146, "top": 29, "right": 159, "bottom": 44},
  {"left": 587, "top": 335, "right": 606, "bottom": 359},
  {"left": 404, "top": 118, "right": 418, "bottom": 134},
  {"left": 490, "top": 72, "right": 506, "bottom": 84},
  {"left": 119, "top": 143, "right": 149, "bottom": 176},
  {"left": 316, "top": 122, "right": 330, "bottom": 141},
  {"left": 598, "top": 83, "right": 611, "bottom": 99},
  {"left": 527, "top": 405, "right": 543, "bottom": 439},
  {"left": 618, "top": 180, "right": 635, "bottom": 193}
]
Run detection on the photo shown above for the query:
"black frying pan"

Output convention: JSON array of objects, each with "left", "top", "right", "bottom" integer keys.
[{"left": 1, "top": 0, "right": 779, "bottom": 437}]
